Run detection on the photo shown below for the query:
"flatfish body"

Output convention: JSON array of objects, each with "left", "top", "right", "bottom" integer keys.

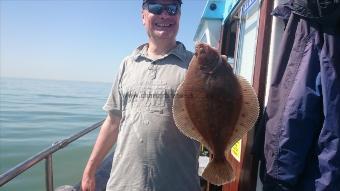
[{"left": 173, "top": 43, "right": 259, "bottom": 185}]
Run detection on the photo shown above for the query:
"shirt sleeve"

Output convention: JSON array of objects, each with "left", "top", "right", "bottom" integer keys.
[{"left": 102, "top": 59, "right": 126, "bottom": 117}]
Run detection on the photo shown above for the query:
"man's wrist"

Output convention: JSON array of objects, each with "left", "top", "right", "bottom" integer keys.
[{"left": 84, "top": 161, "right": 98, "bottom": 176}]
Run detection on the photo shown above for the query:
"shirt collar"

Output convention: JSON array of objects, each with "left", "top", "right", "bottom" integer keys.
[{"left": 133, "top": 41, "right": 188, "bottom": 62}]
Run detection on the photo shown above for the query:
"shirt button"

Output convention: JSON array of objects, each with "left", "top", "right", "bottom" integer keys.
[
  {"left": 144, "top": 120, "right": 149, "bottom": 125},
  {"left": 151, "top": 72, "right": 156, "bottom": 79}
]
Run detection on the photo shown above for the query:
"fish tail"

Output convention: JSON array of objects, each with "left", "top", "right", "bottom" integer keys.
[{"left": 202, "top": 159, "right": 234, "bottom": 186}]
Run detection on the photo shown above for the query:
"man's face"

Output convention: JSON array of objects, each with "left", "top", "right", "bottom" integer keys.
[{"left": 142, "top": 0, "right": 181, "bottom": 42}]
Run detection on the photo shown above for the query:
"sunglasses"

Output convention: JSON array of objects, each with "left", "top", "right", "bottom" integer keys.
[{"left": 144, "top": 3, "right": 179, "bottom": 16}]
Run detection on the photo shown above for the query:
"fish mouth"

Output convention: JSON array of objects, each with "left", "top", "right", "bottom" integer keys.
[
  {"left": 195, "top": 44, "right": 207, "bottom": 56},
  {"left": 194, "top": 44, "right": 220, "bottom": 67}
]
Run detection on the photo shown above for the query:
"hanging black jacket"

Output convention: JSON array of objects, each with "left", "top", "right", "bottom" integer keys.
[{"left": 290, "top": 0, "right": 339, "bottom": 18}]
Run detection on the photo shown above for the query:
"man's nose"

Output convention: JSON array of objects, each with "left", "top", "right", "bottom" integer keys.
[{"left": 160, "top": 9, "right": 171, "bottom": 17}]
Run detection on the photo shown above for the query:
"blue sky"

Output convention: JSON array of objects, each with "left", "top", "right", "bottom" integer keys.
[{"left": 0, "top": 0, "right": 207, "bottom": 83}]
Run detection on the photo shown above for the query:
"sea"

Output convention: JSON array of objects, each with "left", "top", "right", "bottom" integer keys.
[{"left": 0, "top": 77, "right": 112, "bottom": 191}]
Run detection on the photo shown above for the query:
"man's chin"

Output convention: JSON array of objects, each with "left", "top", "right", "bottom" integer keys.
[{"left": 153, "top": 32, "right": 176, "bottom": 40}]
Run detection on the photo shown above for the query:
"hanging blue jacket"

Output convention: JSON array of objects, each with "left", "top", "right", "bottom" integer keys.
[{"left": 254, "top": 1, "right": 340, "bottom": 190}]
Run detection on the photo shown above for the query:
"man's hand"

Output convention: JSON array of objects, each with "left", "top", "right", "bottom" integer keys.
[{"left": 81, "top": 172, "right": 95, "bottom": 191}]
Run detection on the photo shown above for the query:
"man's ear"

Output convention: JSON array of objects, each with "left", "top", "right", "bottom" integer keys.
[{"left": 142, "top": 11, "right": 146, "bottom": 25}]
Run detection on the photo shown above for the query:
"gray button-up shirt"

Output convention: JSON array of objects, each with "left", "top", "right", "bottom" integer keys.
[{"left": 103, "top": 42, "right": 200, "bottom": 191}]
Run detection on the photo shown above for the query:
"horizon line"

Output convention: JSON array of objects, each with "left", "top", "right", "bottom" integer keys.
[{"left": 1, "top": 75, "right": 112, "bottom": 84}]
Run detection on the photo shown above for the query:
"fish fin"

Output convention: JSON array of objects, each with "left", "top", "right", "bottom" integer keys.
[
  {"left": 172, "top": 82, "right": 212, "bottom": 151},
  {"left": 226, "top": 75, "right": 260, "bottom": 151},
  {"left": 202, "top": 159, "right": 235, "bottom": 186}
]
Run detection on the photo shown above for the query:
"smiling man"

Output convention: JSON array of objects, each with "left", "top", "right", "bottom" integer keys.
[{"left": 81, "top": 0, "right": 201, "bottom": 191}]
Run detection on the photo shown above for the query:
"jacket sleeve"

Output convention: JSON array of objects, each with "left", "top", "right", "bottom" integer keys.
[
  {"left": 263, "top": 11, "right": 323, "bottom": 189},
  {"left": 316, "top": 28, "right": 340, "bottom": 191},
  {"left": 263, "top": 8, "right": 340, "bottom": 191}
]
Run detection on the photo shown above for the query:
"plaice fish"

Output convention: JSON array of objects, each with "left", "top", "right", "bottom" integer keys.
[{"left": 172, "top": 43, "right": 259, "bottom": 185}]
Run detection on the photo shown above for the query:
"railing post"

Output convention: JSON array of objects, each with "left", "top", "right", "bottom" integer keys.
[{"left": 45, "top": 155, "right": 54, "bottom": 191}]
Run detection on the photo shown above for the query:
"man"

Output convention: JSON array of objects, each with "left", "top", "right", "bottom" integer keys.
[{"left": 81, "top": 0, "right": 201, "bottom": 190}]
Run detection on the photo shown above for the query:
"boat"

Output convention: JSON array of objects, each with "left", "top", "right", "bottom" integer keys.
[{"left": 1, "top": 0, "right": 286, "bottom": 190}]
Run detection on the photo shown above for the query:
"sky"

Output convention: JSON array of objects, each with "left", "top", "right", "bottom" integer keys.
[{"left": 0, "top": 0, "right": 207, "bottom": 83}]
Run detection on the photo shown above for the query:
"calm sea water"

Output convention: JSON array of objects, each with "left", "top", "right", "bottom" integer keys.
[{"left": 0, "top": 77, "right": 112, "bottom": 191}]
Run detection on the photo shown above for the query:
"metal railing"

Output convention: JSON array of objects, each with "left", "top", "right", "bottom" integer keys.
[{"left": 0, "top": 120, "right": 104, "bottom": 191}]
